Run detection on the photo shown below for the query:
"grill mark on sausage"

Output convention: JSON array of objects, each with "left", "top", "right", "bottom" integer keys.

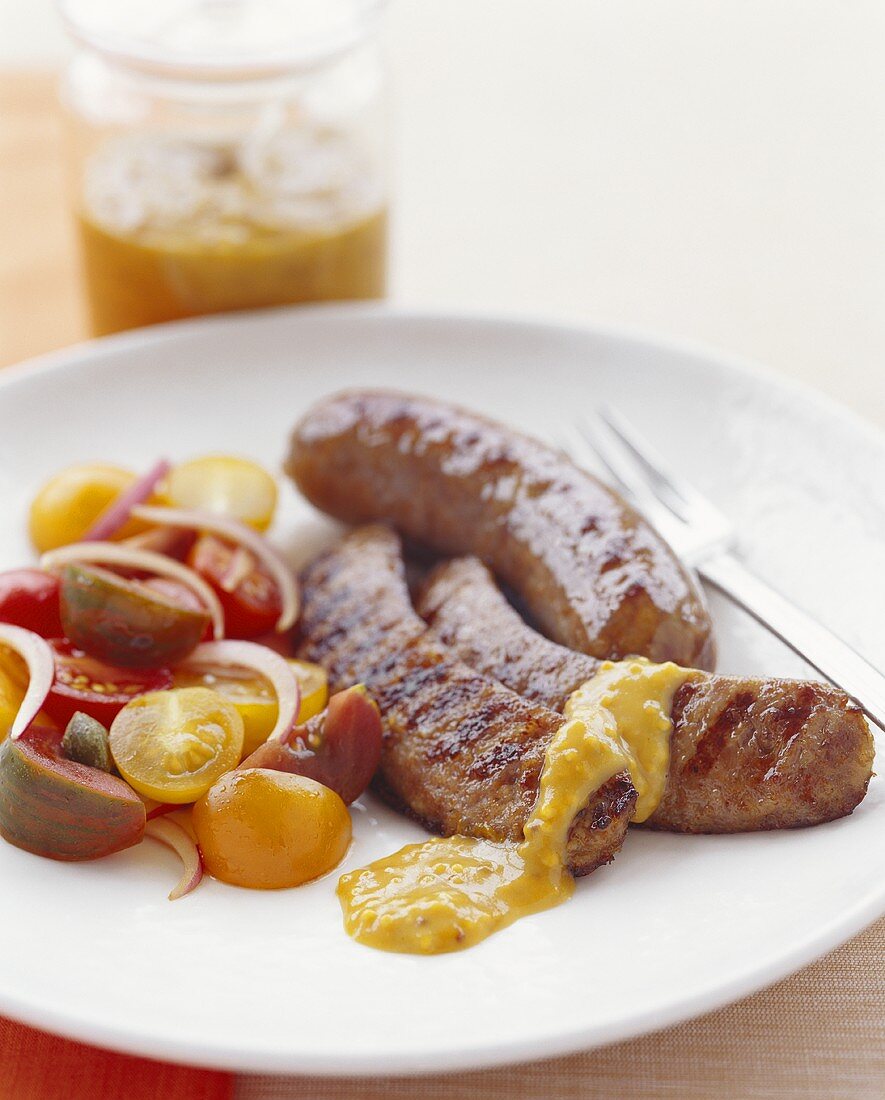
[
  {"left": 416, "top": 555, "right": 875, "bottom": 832},
  {"left": 296, "top": 525, "right": 637, "bottom": 874},
  {"left": 686, "top": 691, "right": 756, "bottom": 777},
  {"left": 467, "top": 738, "right": 524, "bottom": 781},
  {"left": 765, "top": 685, "right": 817, "bottom": 743}
]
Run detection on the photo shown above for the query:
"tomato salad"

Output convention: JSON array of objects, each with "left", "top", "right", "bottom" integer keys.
[{"left": 0, "top": 456, "right": 382, "bottom": 898}]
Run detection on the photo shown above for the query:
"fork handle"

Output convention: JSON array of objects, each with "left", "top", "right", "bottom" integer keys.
[{"left": 699, "top": 552, "right": 885, "bottom": 734}]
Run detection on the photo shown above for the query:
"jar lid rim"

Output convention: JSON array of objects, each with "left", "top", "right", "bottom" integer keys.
[{"left": 58, "top": 0, "right": 385, "bottom": 79}]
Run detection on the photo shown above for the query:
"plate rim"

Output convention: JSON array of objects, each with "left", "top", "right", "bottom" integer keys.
[
  {"left": 0, "top": 303, "right": 882, "bottom": 1076},
  {"left": 3, "top": 301, "right": 884, "bottom": 457}
]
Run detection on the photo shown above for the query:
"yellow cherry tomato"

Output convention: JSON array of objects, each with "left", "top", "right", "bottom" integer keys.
[
  {"left": 289, "top": 659, "right": 329, "bottom": 725},
  {"left": 167, "top": 455, "right": 278, "bottom": 532},
  {"left": 173, "top": 659, "right": 329, "bottom": 759},
  {"left": 193, "top": 768, "right": 351, "bottom": 889},
  {"left": 28, "top": 463, "right": 165, "bottom": 552},
  {"left": 109, "top": 687, "right": 244, "bottom": 803},
  {"left": 173, "top": 664, "right": 276, "bottom": 759}
]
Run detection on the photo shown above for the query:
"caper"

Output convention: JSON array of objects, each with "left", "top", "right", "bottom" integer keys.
[{"left": 61, "top": 711, "right": 112, "bottom": 773}]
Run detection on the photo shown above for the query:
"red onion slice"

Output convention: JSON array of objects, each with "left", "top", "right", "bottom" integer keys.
[
  {"left": 83, "top": 459, "right": 171, "bottom": 542},
  {"left": 131, "top": 505, "right": 299, "bottom": 633},
  {"left": 178, "top": 640, "right": 300, "bottom": 745},
  {"left": 40, "top": 543, "right": 224, "bottom": 639},
  {"left": 0, "top": 624, "right": 55, "bottom": 741},
  {"left": 144, "top": 817, "right": 203, "bottom": 900},
  {"left": 218, "top": 546, "right": 255, "bottom": 594}
]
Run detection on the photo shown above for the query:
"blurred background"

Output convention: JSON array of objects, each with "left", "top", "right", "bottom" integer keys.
[{"left": 1, "top": 0, "right": 883, "bottom": 423}]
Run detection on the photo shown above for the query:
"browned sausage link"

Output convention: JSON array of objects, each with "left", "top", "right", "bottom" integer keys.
[
  {"left": 297, "top": 525, "right": 636, "bottom": 876},
  {"left": 287, "top": 390, "right": 715, "bottom": 669},
  {"left": 417, "top": 556, "right": 875, "bottom": 832},
  {"left": 418, "top": 555, "right": 598, "bottom": 709}
]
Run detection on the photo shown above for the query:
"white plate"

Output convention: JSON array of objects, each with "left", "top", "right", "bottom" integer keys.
[{"left": 0, "top": 306, "right": 882, "bottom": 1075}]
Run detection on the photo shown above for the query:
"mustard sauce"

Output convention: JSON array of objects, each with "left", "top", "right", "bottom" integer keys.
[
  {"left": 564, "top": 660, "right": 697, "bottom": 823},
  {"left": 338, "top": 659, "right": 693, "bottom": 954}
]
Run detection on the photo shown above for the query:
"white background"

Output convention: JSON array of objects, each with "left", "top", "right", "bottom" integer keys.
[{"left": 1, "top": 1, "right": 883, "bottom": 426}]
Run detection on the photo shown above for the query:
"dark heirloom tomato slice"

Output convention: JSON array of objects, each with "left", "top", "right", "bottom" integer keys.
[
  {"left": 244, "top": 685, "right": 383, "bottom": 805},
  {"left": 0, "top": 569, "right": 63, "bottom": 638},
  {"left": 141, "top": 578, "right": 213, "bottom": 644},
  {"left": 0, "top": 725, "right": 145, "bottom": 861},
  {"left": 187, "top": 534, "right": 281, "bottom": 639},
  {"left": 44, "top": 639, "right": 173, "bottom": 728},
  {"left": 142, "top": 577, "right": 206, "bottom": 614},
  {"left": 59, "top": 562, "right": 210, "bottom": 668}
]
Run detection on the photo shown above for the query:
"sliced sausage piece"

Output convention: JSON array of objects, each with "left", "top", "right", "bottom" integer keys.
[
  {"left": 297, "top": 525, "right": 636, "bottom": 875},
  {"left": 417, "top": 556, "right": 875, "bottom": 832},
  {"left": 287, "top": 390, "right": 715, "bottom": 668}
]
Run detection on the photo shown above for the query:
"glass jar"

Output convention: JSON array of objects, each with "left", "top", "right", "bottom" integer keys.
[{"left": 59, "top": 0, "right": 389, "bottom": 336}]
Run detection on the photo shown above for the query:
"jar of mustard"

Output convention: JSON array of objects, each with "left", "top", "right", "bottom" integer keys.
[{"left": 59, "top": 0, "right": 389, "bottom": 336}]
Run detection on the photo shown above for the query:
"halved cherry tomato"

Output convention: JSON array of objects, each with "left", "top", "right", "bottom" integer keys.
[
  {"left": 187, "top": 535, "right": 281, "bottom": 639},
  {"left": 193, "top": 769, "right": 350, "bottom": 889},
  {"left": 0, "top": 569, "right": 62, "bottom": 638},
  {"left": 109, "top": 687, "right": 244, "bottom": 803},
  {"left": 28, "top": 463, "right": 165, "bottom": 553},
  {"left": 58, "top": 563, "right": 209, "bottom": 668},
  {"left": 0, "top": 725, "right": 145, "bottom": 861},
  {"left": 139, "top": 579, "right": 213, "bottom": 648},
  {"left": 142, "top": 577, "right": 207, "bottom": 616},
  {"left": 173, "top": 663, "right": 276, "bottom": 759},
  {"left": 168, "top": 455, "right": 278, "bottom": 532},
  {"left": 244, "top": 684, "right": 381, "bottom": 805},
  {"left": 43, "top": 639, "right": 173, "bottom": 728},
  {"left": 289, "top": 660, "right": 328, "bottom": 724},
  {"left": 173, "top": 658, "right": 329, "bottom": 758}
]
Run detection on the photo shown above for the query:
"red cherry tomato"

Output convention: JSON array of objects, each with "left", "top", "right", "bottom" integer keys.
[
  {"left": 187, "top": 535, "right": 281, "bottom": 639},
  {"left": 0, "top": 569, "right": 63, "bottom": 638},
  {"left": 43, "top": 639, "right": 173, "bottom": 728}
]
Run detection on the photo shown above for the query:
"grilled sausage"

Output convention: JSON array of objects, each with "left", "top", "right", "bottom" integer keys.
[
  {"left": 297, "top": 525, "right": 636, "bottom": 875},
  {"left": 417, "top": 556, "right": 875, "bottom": 831},
  {"left": 286, "top": 390, "right": 715, "bottom": 668}
]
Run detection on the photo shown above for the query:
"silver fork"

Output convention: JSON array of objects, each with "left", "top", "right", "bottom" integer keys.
[{"left": 567, "top": 405, "right": 885, "bottom": 735}]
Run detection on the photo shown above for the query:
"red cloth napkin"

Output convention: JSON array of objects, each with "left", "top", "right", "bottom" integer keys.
[{"left": 0, "top": 1015, "right": 234, "bottom": 1100}]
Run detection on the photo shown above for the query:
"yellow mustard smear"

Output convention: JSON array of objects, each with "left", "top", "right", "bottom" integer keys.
[{"left": 338, "top": 659, "right": 694, "bottom": 954}]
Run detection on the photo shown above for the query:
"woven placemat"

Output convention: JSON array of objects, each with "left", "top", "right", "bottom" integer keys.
[{"left": 236, "top": 918, "right": 885, "bottom": 1099}]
